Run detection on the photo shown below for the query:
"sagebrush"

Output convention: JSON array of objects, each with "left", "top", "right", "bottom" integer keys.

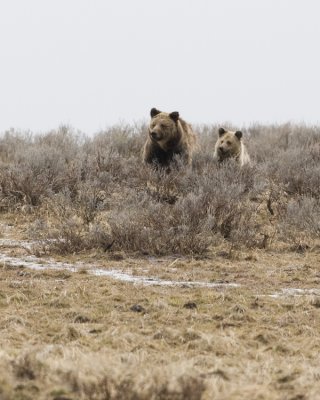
[{"left": 0, "top": 122, "right": 319, "bottom": 255}]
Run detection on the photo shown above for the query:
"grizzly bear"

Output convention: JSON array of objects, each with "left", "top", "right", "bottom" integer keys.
[
  {"left": 213, "top": 127, "right": 251, "bottom": 166},
  {"left": 143, "top": 108, "right": 197, "bottom": 168}
]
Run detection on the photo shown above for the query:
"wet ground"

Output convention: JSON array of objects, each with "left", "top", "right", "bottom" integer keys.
[{"left": 1, "top": 222, "right": 320, "bottom": 297}]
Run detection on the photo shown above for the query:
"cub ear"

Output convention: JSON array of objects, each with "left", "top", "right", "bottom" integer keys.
[
  {"left": 235, "top": 131, "right": 242, "bottom": 140},
  {"left": 169, "top": 111, "right": 179, "bottom": 122},
  {"left": 218, "top": 127, "right": 226, "bottom": 137},
  {"left": 150, "top": 108, "right": 161, "bottom": 118}
]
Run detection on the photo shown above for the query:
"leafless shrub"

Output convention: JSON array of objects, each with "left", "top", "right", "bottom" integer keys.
[
  {"left": 279, "top": 197, "right": 320, "bottom": 249},
  {"left": 0, "top": 126, "right": 85, "bottom": 209},
  {"left": 106, "top": 161, "right": 268, "bottom": 254},
  {"left": 36, "top": 189, "right": 112, "bottom": 254},
  {"left": 0, "top": 122, "right": 319, "bottom": 254},
  {"left": 90, "top": 123, "right": 146, "bottom": 158}
]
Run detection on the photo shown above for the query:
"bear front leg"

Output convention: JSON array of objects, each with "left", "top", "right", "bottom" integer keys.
[{"left": 143, "top": 140, "right": 157, "bottom": 164}]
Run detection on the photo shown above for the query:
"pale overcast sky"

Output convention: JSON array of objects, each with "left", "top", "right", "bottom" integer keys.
[{"left": 0, "top": 0, "right": 319, "bottom": 133}]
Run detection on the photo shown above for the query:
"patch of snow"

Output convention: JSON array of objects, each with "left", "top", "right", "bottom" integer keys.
[
  {"left": 264, "top": 288, "right": 320, "bottom": 298},
  {"left": 0, "top": 253, "right": 239, "bottom": 289}
]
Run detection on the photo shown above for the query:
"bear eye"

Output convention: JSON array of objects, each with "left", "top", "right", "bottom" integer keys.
[
  {"left": 160, "top": 123, "right": 166, "bottom": 129},
  {"left": 227, "top": 141, "right": 232, "bottom": 145}
]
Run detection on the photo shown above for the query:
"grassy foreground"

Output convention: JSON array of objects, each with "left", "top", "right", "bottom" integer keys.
[
  {"left": 1, "top": 222, "right": 320, "bottom": 399},
  {"left": 1, "top": 231, "right": 320, "bottom": 399}
]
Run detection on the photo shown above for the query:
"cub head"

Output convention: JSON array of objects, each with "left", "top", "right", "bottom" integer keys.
[
  {"left": 215, "top": 127, "right": 242, "bottom": 161},
  {"left": 149, "top": 108, "right": 180, "bottom": 147}
]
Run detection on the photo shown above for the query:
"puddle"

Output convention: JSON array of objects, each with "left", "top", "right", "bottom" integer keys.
[{"left": 0, "top": 253, "right": 239, "bottom": 289}]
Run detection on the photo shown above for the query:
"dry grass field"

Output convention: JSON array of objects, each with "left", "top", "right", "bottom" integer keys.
[{"left": 0, "top": 123, "right": 320, "bottom": 399}]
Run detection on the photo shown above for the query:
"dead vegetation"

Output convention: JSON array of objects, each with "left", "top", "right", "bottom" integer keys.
[
  {"left": 0, "top": 122, "right": 320, "bottom": 399},
  {"left": 1, "top": 122, "right": 319, "bottom": 255},
  {"left": 1, "top": 249, "right": 320, "bottom": 400}
]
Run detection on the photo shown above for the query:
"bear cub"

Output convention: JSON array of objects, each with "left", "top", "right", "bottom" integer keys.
[{"left": 213, "top": 127, "right": 251, "bottom": 166}]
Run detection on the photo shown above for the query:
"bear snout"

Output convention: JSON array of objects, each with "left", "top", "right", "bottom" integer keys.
[
  {"left": 150, "top": 131, "right": 162, "bottom": 141},
  {"left": 218, "top": 146, "right": 226, "bottom": 154}
]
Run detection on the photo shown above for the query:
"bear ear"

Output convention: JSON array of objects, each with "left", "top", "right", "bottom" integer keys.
[
  {"left": 150, "top": 108, "right": 161, "bottom": 118},
  {"left": 169, "top": 111, "right": 179, "bottom": 122},
  {"left": 218, "top": 127, "right": 226, "bottom": 137},
  {"left": 235, "top": 131, "right": 242, "bottom": 140}
]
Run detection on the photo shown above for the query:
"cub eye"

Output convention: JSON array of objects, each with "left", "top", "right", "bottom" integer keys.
[
  {"left": 160, "top": 123, "right": 166, "bottom": 129},
  {"left": 227, "top": 141, "right": 232, "bottom": 145}
]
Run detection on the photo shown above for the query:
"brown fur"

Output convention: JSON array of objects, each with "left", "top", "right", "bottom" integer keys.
[
  {"left": 143, "top": 108, "right": 197, "bottom": 168},
  {"left": 213, "top": 127, "right": 251, "bottom": 166}
]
